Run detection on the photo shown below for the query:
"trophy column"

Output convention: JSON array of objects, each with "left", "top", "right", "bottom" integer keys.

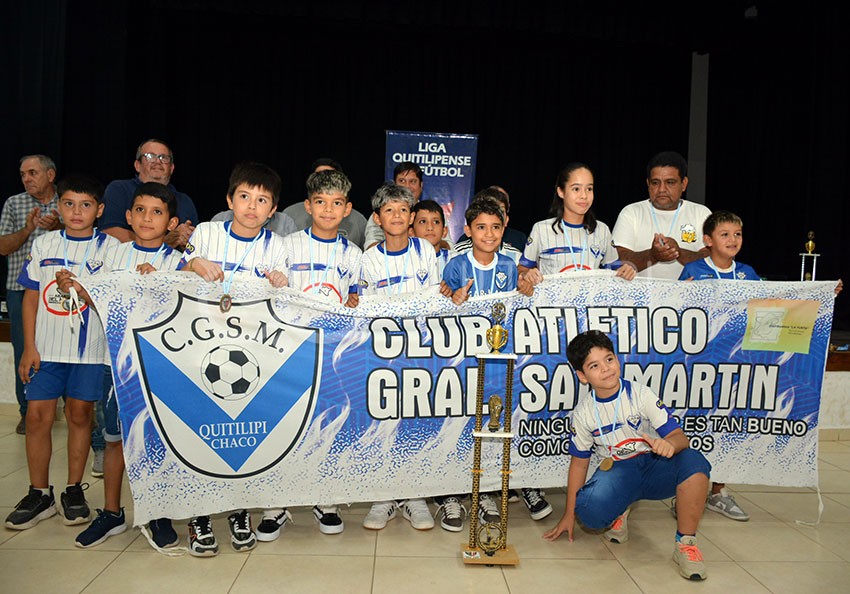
[
  {"left": 800, "top": 231, "right": 820, "bottom": 281},
  {"left": 462, "top": 303, "right": 520, "bottom": 566}
]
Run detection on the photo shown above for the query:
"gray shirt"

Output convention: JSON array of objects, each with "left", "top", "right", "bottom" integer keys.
[
  {"left": 210, "top": 210, "right": 298, "bottom": 238},
  {"left": 0, "top": 191, "right": 60, "bottom": 291},
  {"left": 282, "top": 202, "right": 368, "bottom": 249}
]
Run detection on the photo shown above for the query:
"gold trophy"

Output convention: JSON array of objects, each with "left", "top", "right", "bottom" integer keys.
[
  {"left": 462, "top": 303, "right": 519, "bottom": 566},
  {"left": 800, "top": 230, "right": 820, "bottom": 281}
]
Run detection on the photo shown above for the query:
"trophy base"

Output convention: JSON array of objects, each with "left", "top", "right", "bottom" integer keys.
[{"left": 461, "top": 544, "right": 519, "bottom": 566}]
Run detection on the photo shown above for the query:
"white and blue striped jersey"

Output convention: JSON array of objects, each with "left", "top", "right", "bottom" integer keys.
[
  {"left": 569, "top": 380, "right": 679, "bottom": 461},
  {"left": 520, "top": 218, "right": 619, "bottom": 274},
  {"left": 442, "top": 252, "right": 518, "bottom": 296},
  {"left": 436, "top": 246, "right": 450, "bottom": 277},
  {"left": 282, "top": 228, "right": 362, "bottom": 303},
  {"left": 180, "top": 221, "right": 289, "bottom": 279},
  {"left": 360, "top": 237, "right": 439, "bottom": 296},
  {"left": 106, "top": 242, "right": 183, "bottom": 272},
  {"left": 17, "top": 230, "right": 120, "bottom": 364}
]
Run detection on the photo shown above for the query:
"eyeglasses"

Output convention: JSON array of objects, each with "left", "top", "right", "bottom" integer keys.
[{"left": 139, "top": 152, "right": 173, "bottom": 164}]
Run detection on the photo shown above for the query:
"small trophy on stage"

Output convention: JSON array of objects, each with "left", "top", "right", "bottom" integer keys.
[
  {"left": 462, "top": 303, "right": 519, "bottom": 566},
  {"left": 800, "top": 230, "right": 820, "bottom": 281}
]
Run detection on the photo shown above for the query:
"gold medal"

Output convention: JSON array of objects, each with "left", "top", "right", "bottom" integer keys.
[
  {"left": 219, "top": 294, "right": 232, "bottom": 313},
  {"left": 599, "top": 457, "right": 614, "bottom": 471}
]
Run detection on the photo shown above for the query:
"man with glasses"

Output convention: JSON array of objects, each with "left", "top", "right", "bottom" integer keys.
[{"left": 99, "top": 139, "right": 198, "bottom": 249}]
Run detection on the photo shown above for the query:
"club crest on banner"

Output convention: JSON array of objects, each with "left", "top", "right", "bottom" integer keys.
[{"left": 133, "top": 292, "right": 322, "bottom": 478}]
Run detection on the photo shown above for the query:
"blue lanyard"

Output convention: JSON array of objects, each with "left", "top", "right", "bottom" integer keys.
[
  {"left": 467, "top": 252, "right": 496, "bottom": 296},
  {"left": 592, "top": 384, "right": 623, "bottom": 457},
  {"left": 125, "top": 243, "right": 167, "bottom": 271},
  {"left": 560, "top": 220, "right": 588, "bottom": 270},
  {"left": 221, "top": 222, "right": 263, "bottom": 295},
  {"left": 62, "top": 228, "right": 98, "bottom": 276},
  {"left": 706, "top": 258, "right": 737, "bottom": 280},
  {"left": 308, "top": 227, "right": 340, "bottom": 294},
  {"left": 383, "top": 239, "right": 412, "bottom": 294},
  {"left": 649, "top": 200, "right": 682, "bottom": 240}
]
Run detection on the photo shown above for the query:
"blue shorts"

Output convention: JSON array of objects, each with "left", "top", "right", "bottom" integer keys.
[
  {"left": 102, "top": 366, "right": 122, "bottom": 442},
  {"left": 575, "top": 449, "right": 711, "bottom": 530},
  {"left": 25, "top": 362, "right": 106, "bottom": 402}
]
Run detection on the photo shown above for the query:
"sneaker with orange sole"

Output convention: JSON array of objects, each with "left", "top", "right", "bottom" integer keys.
[{"left": 603, "top": 508, "right": 630, "bottom": 543}]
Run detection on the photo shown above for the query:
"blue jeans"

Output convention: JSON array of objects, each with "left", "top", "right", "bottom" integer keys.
[
  {"left": 6, "top": 290, "right": 26, "bottom": 417},
  {"left": 575, "top": 449, "right": 711, "bottom": 530}
]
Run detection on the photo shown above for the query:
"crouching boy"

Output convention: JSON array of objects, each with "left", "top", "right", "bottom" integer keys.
[{"left": 543, "top": 330, "right": 712, "bottom": 581}]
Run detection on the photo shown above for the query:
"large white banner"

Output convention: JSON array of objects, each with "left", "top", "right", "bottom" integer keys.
[{"left": 86, "top": 271, "right": 836, "bottom": 525}]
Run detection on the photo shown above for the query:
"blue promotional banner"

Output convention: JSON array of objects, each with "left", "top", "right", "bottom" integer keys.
[
  {"left": 385, "top": 130, "right": 478, "bottom": 242},
  {"left": 86, "top": 271, "right": 836, "bottom": 525}
]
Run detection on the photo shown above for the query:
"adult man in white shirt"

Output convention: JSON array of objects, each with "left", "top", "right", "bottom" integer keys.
[{"left": 612, "top": 151, "right": 711, "bottom": 280}]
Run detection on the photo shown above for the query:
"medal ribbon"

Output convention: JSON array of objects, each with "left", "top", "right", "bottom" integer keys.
[
  {"left": 62, "top": 229, "right": 98, "bottom": 328},
  {"left": 125, "top": 242, "right": 167, "bottom": 272},
  {"left": 383, "top": 239, "right": 412, "bottom": 294},
  {"left": 308, "top": 227, "right": 340, "bottom": 295},
  {"left": 467, "top": 252, "right": 496, "bottom": 296},
  {"left": 221, "top": 222, "right": 264, "bottom": 296},
  {"left": 560, "top": 220, "right": 589, "bottom": 271},
  {"left": 592, "top": 383, "right": 623, "bottom": 461},
  {"left": 649, "top": 200, "right": 683, "bottom": 241},
  {"left": 706, "top": 258, "right": 736, "bottom": 280}
]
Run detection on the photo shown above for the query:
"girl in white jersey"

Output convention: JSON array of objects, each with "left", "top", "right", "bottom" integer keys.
[{"left": 519, "top": 163, "right": 636, "bottom": 285}]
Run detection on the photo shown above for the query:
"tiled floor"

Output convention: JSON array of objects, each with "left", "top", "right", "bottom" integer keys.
[{"left": 1, "top": 402, "right": 849, "bottom": 593}]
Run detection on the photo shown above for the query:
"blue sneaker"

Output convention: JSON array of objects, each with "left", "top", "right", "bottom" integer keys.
[
  {"left": 149, "top": 518, "right": 179, "bottom": 548},
  {"left": 75, "top": 508, "right": 127, "bottom": 548}
]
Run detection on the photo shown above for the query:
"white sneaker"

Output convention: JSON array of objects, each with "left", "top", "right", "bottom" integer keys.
[
  {"left": 401, "top": 498, "right": 434, "bottom": 530},
  {"left": 705, "top": 488, "right": 749, "bottom": 521},
  {"left": 363, "top": 501, "right": 397, "bottom": 530},
  {"left": 673, "top": 535, "right": 707, "bottom": 580},
  {"left": 90, "top": 450, "right": 104, "bottom": 478}
]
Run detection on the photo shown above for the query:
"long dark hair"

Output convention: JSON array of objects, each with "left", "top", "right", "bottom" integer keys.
[{"left": 549, "top": 162, "right": 597, "bottom": 234}]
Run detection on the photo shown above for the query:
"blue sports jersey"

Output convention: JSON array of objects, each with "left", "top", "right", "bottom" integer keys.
[
  {"left": 442, "top": 251, "right": 518, "bottom": 296},
  {"left": 679, "top": 257, "right": 760, "bottom": 281}
]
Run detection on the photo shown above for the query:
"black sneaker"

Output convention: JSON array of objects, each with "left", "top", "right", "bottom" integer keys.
[
  {"left": 256, "top": 508, "right": 292, "bottom": 542},
  {"left": 149, "top": 518, "right": 179, "bottom": 548},
  {"left": 478, "top": 493, "right": 501, "bottom": 525},
  {"left": 188, "top": 516, "right": 219, "bottom": 557},
  {"left": 228, "top": 509, "right": 257, "bottom": 551},
  {"left": 313, "top": 505, "right": 344, "bottom": 534},
  {"left": 506, "top": 489, "right": 520, "bottom": 503},
  {"left": 437, "top": 496, "right": 466, "bottom": 532},
  {"left": 75, "top": 508, "right": 127, "bottom": 548},
  {"left": 5, "top": 486, "right": 57, "bottom": 530},
  {"left": 521, "top": 488, "right": 553, "bottom": 520},
  {"left": 61, "top": 483, "right": 92, "bottom": 525}
]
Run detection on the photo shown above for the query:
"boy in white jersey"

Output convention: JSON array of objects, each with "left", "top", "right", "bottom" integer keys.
[
  {"left": 180, "top": 162, "right": 289, "bottom": 556},
  {"left": 411, "top": 199, "right": 450, "bottom": 275},
  {"left": 70, "top": 182, "right": 183, "bottom": 549},
  {"left": 6, "top": 175, "right": 121, "bottom": 531},
  {"left": 361, "top": 184, "right": 439, "bottom": 296},
  {"left": 544, "top": 330, "right": 712, "bottom": 581},
  {"left": 282, "top": 169, "right": 362, "bottom": 307},
  {"left": 359, "top": 183, "right": 439, "bottom": 531},
  {"left": 281, "top": 169, "right": 362, "bottom": 536}
]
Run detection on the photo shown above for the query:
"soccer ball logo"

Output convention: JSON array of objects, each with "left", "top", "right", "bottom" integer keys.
[{"left": 201, "top": 345, "right": 260, "bottom": 401}]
